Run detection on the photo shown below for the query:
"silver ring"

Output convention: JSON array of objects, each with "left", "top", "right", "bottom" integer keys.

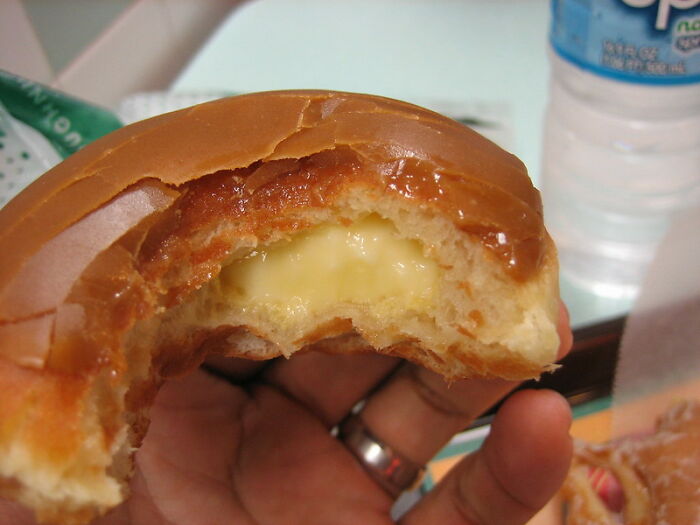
[{"left": 338, "top": 415, "right": 425, "bottom": 498}]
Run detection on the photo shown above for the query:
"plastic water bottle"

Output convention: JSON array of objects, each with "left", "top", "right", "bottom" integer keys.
[{"left": 541, "top": 0, "right": 700, "bottom": 300}]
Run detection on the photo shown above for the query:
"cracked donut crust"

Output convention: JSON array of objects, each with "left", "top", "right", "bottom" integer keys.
[{"left": 0, "top": 91, "right": 560, "bottom": 524}]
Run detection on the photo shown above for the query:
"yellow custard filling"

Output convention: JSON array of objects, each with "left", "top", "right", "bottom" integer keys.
[{"left": 220, "top": 215, "right": 440, "bottom": 324}]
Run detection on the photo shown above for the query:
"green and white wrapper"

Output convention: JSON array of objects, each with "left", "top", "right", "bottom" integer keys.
[{"left": 0, "top": 70, "right": 122, "bottom": 208}]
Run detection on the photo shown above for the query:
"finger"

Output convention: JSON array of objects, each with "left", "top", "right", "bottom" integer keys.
[
  {"left": 262, "top": 350, "right": 399, "bottom": 426},
  {"left": 361, "top": 364, "right": 516, "bottom": 465},
  {"left": 401, "top": 389, "right": 573, "bottom": 525},
  {"left": 359, "top": 303, "right": 573, "bottom": 465},
  {"left": 0, "top": 499, "right": 36, "bottom": 525},
  {"left": 557, "top": 301, "right": 573, "bottom": 359}
]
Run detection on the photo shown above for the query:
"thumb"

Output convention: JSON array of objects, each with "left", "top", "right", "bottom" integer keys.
[{"left": 400, "top": 389, "right": 573, "bottom": 525}]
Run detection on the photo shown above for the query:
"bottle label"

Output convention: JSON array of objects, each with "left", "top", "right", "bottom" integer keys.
[{"left": 550, "top": 0, "right": 700, "bottom": 84}]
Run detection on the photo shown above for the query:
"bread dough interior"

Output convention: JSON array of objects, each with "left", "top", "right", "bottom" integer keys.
[{"left": 219, "top": 215, "right": 440, "bottom": 325}]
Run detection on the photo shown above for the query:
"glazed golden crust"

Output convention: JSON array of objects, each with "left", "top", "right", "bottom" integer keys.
[
  {"left": 0, "top": 91, "right": 559, "bottom": 524},
  {"left": 0, "top": 91, "right": 543, "bottom": 316}
]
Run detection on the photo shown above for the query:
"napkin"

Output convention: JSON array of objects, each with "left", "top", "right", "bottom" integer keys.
[{"left": 611, "top": 204, "right": 700, "bottom": 437}]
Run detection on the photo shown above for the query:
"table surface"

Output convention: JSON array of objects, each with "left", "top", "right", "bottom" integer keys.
[{"left": 173, "top": 0, "right": 634, "bottom": 328}]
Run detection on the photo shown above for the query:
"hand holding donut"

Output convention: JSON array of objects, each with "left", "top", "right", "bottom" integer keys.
[
  {"left": 2, "top": 309, "right": 573, "bottom": 525},
  {"left": 0, "top": 91, "right": 567, "bottom": 524}
]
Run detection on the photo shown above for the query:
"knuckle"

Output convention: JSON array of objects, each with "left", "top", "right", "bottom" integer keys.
[{"left": 405, "top": 366, "right": 476, "bottom": 420}]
